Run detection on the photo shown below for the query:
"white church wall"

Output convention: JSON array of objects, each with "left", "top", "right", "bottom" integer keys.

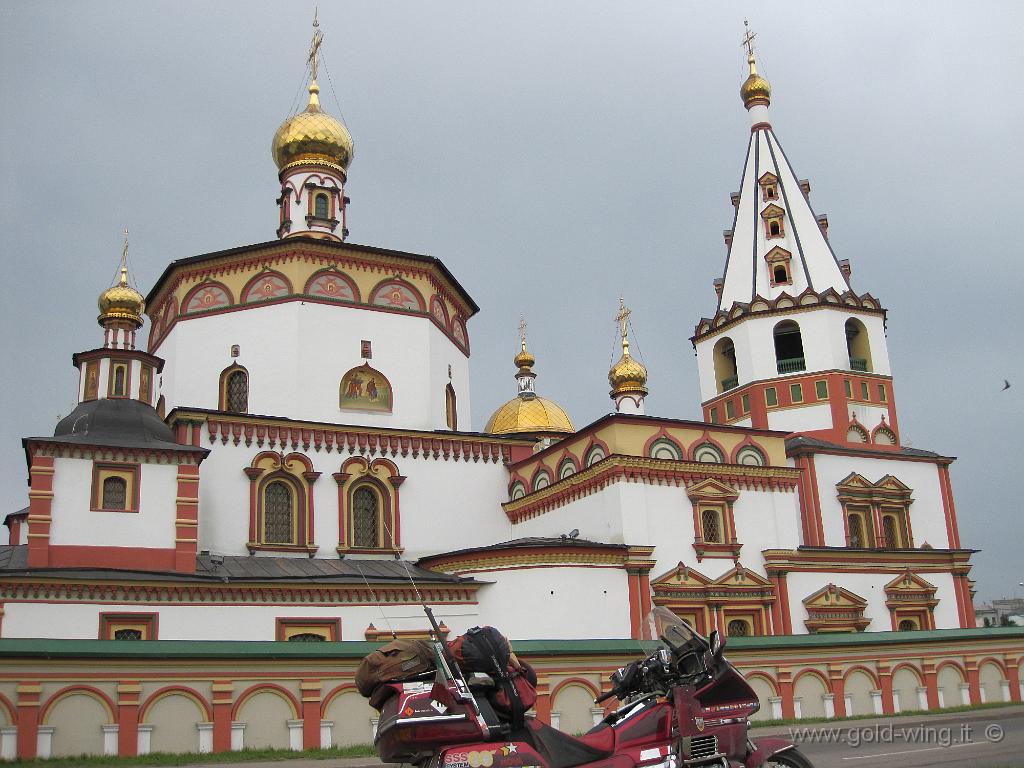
[
  {"left": 0, "top": 600, "right": 483, "bottom": 641},
  {"left": 470, "top": 566, "right": 632, "bottom": 640},
  {"left": 48, "top": 458, "right": 178, "bottom": 548},
  {"left": 193, "top": 437, "right": 511, "bottom": 559},
  {"left": 767, "top": 404, "right": 832, "bottom": 433},
  {"left": 510, "top": 484, "right": 627, "bottom": 545},
  {"left": 158, "top": 301, "right": 468, "bottom": 431},
  {"left": 812, "top": 453, "right": 951, "bottom": 550}
]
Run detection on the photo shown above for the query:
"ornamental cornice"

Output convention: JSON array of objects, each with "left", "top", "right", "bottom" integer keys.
[
  {"left": 761, "top": 547, "right": 973, "bottom": 574},
  {"left": 423, "top": 549, "right": 632, "bottom": 575},
  {"left": 503, "top": 455, "right": 799, "bottom": 523},
  {"left": 174, "top": 410, "right": 525, "bottom": 464},
  {"left": 0, "top": 578, "right": 480, "bottom": 606},
  {"left": 24, "top": 441, "right": 204, "bottom": 464}
]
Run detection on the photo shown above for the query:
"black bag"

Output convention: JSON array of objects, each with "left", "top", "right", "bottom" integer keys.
[{"left": 448, "top": 626, "right": 535, "bottom": 729}]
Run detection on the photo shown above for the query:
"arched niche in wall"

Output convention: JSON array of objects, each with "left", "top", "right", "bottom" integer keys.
[{"left": 339, "top": 363, "right": 393, "bottom": 413}]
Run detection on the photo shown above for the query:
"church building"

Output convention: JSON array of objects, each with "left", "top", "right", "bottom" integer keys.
[{"left": 1, "top": 22, "right": 1020, "bottom": 761}]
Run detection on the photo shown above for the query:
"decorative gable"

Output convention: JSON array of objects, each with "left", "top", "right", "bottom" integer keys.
[
  {"left": 652, "top": 562, "right": 776, "bottom": 636},
  {"left": 802, "top": 583, "right": 870, "bottom": 633},
  {"left": 884, "top": 569, "right": 938, "bottom": 630}
]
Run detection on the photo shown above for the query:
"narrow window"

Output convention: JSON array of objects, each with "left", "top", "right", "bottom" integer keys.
[
  {"left": 709, "top": 407, "right": 719, "bottom": 424},
  {"left": 844, "top": 379, "right": 853, "bottom": 398},
  {"left": 766, "top": 186, "right": 776, "bottom": 199},
  {"left": 877, "top": 384, "right": 888, "bottom": 402},
  {"left": 112, "top": 365, "right": 127, "bottom": 397},
  {"left": 445, "top": 384, "right": 458, "bottom": 430},
  {"left": 860, "top": 381, "right": 870, "bottom": 401},
  {"left": 773, "top": 264, "right": 788, "bottom": 283},
  {"left": 314, "top": 193, "right": 329, "bottom": 219},
  {"left": 225, "top": 369, "right": 248, "bottom": 413},
  {"left": 102, "top": 476, "right": 127, "bottom": 510},
  {"left": 701, "top": 508, "right": 722, "bottom": 543},
  {"left": 725, "top": 400, "right": 735, "bottom": 419},
  {"left": 741, "top": 393, "right": 750, "bottom": 414},
  {"left": 848, "top": 514, "right": 866, "bottom": 548},
  {"left": 883, "top": 515, "right": 900, "bottom": 548},
  {"left": 263, "top": 481, "right": 294, "bottom": 544},
  {"left": 815, "top": 380, "right": 828, "bottom": 400},
  {"left": 790, "top": 383, "right": 803, "bottom": 403},
  {"left": 765, "top": 387, "right": 778, "bottom": 407},
  {"left": 353, "top": 486, "right": 380, "bottom": 548},
  {"left": 769, "top": 221, "right": 781, "bottom": 237},
  {"left": 773, "top": 321, "right": 805, "bottom": 373}
]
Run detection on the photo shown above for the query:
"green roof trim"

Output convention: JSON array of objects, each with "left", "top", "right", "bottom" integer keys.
[{"left": 0, "top": 627, "right": 1020, "bottom": 660}]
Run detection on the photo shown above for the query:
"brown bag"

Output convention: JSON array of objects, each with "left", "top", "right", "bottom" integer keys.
[{"left": 356, "top": 638, "right": 437, "bottom": 697}]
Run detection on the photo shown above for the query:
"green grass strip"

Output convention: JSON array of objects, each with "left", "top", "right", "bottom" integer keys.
[{"left": 4, "top": 743, "right": 376, "bottom": 767}]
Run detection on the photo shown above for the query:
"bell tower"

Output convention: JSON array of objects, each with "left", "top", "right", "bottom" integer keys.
[{"left": 692, "top": 26, "right": 900, "bottom": 448}]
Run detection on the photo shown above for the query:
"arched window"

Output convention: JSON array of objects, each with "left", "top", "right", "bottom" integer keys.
[
  {"left": 727, "top": 619, "right": 749, "bottom": 637},
  {"left": 111, "top": 364, "right": 127, "bottom": 397},
  {"left": 220, "top": 365, "right": 249, "bottom": 413},
  {"left": 735, "top": 446, "right": 766, "bottom": 466},
  {"left": 102, "top": 476, "right": 127, "bottom": 510},
  {"left": 649, "top": 438, "right": 682, "bottom": 461},
  {"left": 882, "top": 514, "right": 901, "bottom": 549},
  {"left": 263, "top": 480, "right": 295, "bottom": 544},
  {"left": 289, "top": 632, "right": 327, "bottom": 642},
  {"left": 769, "top": 221, "right": 780, "bottom": 237},
  {"left": 558, "top": 460, "right": 577, "bottom": 479},
  {"left": 845, "top": 318, "right": 872, "bottom": 372},
  {"left": 114, "top": 629, "right": 143, "bottom": 641},
  {"left": 585, "top": 445, "right": 606, "bottom": 467},
  {"left": 352, "top": 486, "right": 381, "bottom": 548},
  {"left": 848, "top": 513, "right": 867, "bottom": 548},
  {"left": 898, "top": 619, "right": 917, "bottom": 632},
  {"left": 713, "top": 337, "right": 738, "bottom": 393},
  {"left": 774, "top": 264, "right": 789, "bottom": 283},
  {"left": 701, "top": 508, "right": 722, "bottom": 543},
  {"left": 693, "top": 443, "right": 724, "bottom": 463},
  {"left": 314, "top": 193, "right": 329, "bottom": 219},
  {"left": 774, "top": 320, "right": 805, "bottom": 374}
]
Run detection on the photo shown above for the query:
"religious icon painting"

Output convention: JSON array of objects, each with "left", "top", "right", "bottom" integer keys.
[
  {"left": 339, "top": 363, "right": 393, "bottom": 413},
  {"left": 370, "top": 280, "right": 422, "bottom": 311}
]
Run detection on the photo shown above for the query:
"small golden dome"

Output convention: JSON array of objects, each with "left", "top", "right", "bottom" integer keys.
[
  {"left": 272, "top": 81, "right": 354, "bottom": 173},
  {"left": 485, "top": 396, "right": 575, "bottom": 436},
  {"left": 98, "top": 264, "right": 144, "bottom": 328},
  {"left": 740, "top": 55, "right": 771, "bottom": 109},
  {"left": 514, "top": 341, "right": 535, "bottom": 371},
  {"left": 608, "top": 351, "right": 648, "bottom": 397}
]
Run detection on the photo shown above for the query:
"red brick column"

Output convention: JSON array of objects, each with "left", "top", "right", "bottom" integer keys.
[
  {"left": 533, "top": 678, "right": 551, "bottom": 725},
  {"left": 26, "top": 455, "right": 54, "bottom": 568},
  {"left": 922, "top": 661, "right": 940, "bottom": 709},
  {"left": 117, "top": 682, "right": 141, "bottom": 756},
  {"left": 300, "top": 680, "right": 322, "bottom": 750},
  {"left": 174, "top": 463, "right": 200, "bottom": 572},
  {"left": 878, "top": 663, "right": 894, "bottom": 714},
  {"left": 211, "top": 681, "right": 234, "bottom": 753},
  {"left": 777, "top": 669, "right": 795, "bottom": 719},
  {"left": 16, "top": 682, "right": 41, "bottom": 759},
  {"left": 829, "top": 665, "right": 846, "bottom": 717},
  {"left": 965, "top": 658, "right": 982, "bottom": 705},
  {"left": 1007, "top": 659, "right": 1021, "bottom": 703}
]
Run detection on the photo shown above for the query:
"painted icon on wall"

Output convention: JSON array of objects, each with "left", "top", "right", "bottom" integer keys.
[{"left": 339, "top": 363, "right": 392, "bottom": 413}]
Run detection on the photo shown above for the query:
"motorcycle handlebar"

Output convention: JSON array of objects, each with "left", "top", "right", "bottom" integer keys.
[{"left": 594, "top": 689, "right": 616, "bottom": 704}]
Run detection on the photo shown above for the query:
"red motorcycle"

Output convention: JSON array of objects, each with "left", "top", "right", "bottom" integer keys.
[{"left": 370, "top": 607, "right": 811, "bottom": 768}]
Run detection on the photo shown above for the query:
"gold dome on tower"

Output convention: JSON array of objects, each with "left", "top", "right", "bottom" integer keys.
[
  {"left": 485, "top": 330, "right": 574, "bottom": 437},
  {"left": 98, "top": 235, "right": 144, "bottom": 328},
  {"left": 272, "top": 81, "right": 354, "bottom": 173},
  {"left": 740, "top": 55, "right": 771, "bottom": 109},
  {"left": 608, "top": 298, "right": 647, "bottom": 398}
]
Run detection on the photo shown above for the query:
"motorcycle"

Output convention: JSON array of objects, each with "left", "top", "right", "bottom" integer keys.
[{"left": 370, "top": 606, "right": 811, "bottom": 768}]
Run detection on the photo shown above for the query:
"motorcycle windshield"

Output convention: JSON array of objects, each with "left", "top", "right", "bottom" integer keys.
[{"left": 643, "top": 606, "right": 706, "bottom": 653}]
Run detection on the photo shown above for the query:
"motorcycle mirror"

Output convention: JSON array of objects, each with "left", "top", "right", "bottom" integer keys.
[{"left": 709, "top": 630, "right": 724, "bottom": 657}]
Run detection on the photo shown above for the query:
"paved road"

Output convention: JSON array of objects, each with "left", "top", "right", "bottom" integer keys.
[
  {"left": 772, "top": 706, "right": 1024, "bottom": 767},
  {"left": 136, "top": 706, "right": 1024, "bottom": 768}
]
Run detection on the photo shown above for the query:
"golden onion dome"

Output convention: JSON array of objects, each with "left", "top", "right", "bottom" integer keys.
[
  {"left": 97, "top": 264, "right": 144, "bottom": 327},
  {"left": 608, "top": 351, "right": 648, "bottom": 397},
  {"left": 513, "top": 342, "right": 535, "bottom": 371},
  {"left": 740, "top": 55, "right": 771, "bottom": 109},
  {"left": 485, "top": 396, "right": 575, "bottom": 436},
  {"left": 272, "top": 81, "right": 354, "bottom": 173}
]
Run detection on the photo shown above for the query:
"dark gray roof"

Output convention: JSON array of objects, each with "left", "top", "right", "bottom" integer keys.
[
  {"left": 0, "top": 546, "right": 468, "bottom": 585},
  {"left": 28, "top": 398, "right": 203, "bottom": 453},
  {"left": 3, "top": 507, "right": 27, "bottom": 525},
  {"left": 420, "top": 537, "right": 626, "bottom": 563},
  {"left": 785, "top": 434, "right": 948, "bottom": 460}
]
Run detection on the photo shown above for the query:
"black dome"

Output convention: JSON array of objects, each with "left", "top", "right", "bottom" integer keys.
[{"left": 51, "top": 398, "right": 184, "bottom": 450}]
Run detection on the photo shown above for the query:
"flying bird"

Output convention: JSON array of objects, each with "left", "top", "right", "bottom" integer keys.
[{"left": 1003, "top": 380, "right": 1011, "bottom": 391}]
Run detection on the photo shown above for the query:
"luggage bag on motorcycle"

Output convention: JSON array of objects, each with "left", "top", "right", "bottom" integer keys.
[
  {"left": 356, "top": 637, "right": 436, "bottom": 697},
  {"left": 449, "top": 626, "right": 537, "bottom": 725}
]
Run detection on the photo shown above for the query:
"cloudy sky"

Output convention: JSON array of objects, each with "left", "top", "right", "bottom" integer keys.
[{"left": 1, "top": 2, "right": 1021, "bottom": 602}]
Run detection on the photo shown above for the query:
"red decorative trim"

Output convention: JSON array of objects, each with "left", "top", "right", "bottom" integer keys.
[
  {"left": 304, "top": 267, "right": 360, "bottom": 302},
  {"left": 39, "top": 684, "right": 117, "bottom": 726},
  {"left": 26, "top": 455, "right": 54, "bottom": 568},
  {"left": 181, "top": 280, "right": 234, "bottom": 315},
  {"left": 240, "top": 269, "right": 294, "bottom": 304},
  {"left": 245, "top": 452, "right": 318, "bottom": 552},
  {"left": 938, "top": 464, "right": 961, "bottom": 549},
  {"left": 175, "top": 464, "right": 200, "bottom": 572},
  {"left": 336, "top": 457, "right": 402, "bottom": 553},
  {"left": 642, "top": 428, "right": 684, "bottom": 459},
  {"left": 368, "top": 276, "right": 426, "bottom": 312},
  {"left": 99, "top": 611, "right": 159, "bottom": 640}
]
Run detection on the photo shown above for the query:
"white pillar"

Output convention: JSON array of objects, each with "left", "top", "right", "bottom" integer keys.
[
  {"left": 370, "top": 715, "right": 379, "bottom": 739},
  {"left": 843, "top": 694, "right": 853, "bottom": 716},
  {"left": 137, "top": 725, "right": 153, "bottom": 755},
  {"left": 980, "top": 687, "right": 988, "bottom": 703},
  {"left": 792, "top": 698, "right": 803, "bottom": 719},
  {"left": 230, "top": 722, "right": 245, "bottom": 751},
  {"left": 822, "top": 694, "right": 835, "bottom": 719},
  {"left": 550, "top": 712, "right": 561, "bottom": 730},
  {"left": 937, "top": 689, "right": 945, "bottom": 709},
  {"left": 197, "top": 722, "right": 213, "bottom": 753},
  {"left": 870, "top": 690, "right": 883, "bottom": 715},
  {"left": 320, "top": 720, "right": 333, "bottom": 749},
  {"left": 102, "top": 724, "right": 119, "bottom": 755},
  {"left": 917, "top": 687, "right": 929, "bottom": 711},
  {"left": 999, "top": 680, "right": 1010, "bottom": 702},
  {"left": 892, "top": 691, "right": 901, "bottom": 714},
  {"left": 768, "top": 697, "right": 783, "bottom": 720},
  {"left": 590, "top": 708, "right": 605, "bottom": 726},
  {"left": 958, "top": 683, "right": 971, "bottom": 706},
  {"left": 0, "top": 727, "right": 17, "bottom": 760},
  {"left": 36, "top": 726, "right": 54, "bottom": 758},
  {"left": 287, "top": 719, "right": 303, "bottom": 751}
]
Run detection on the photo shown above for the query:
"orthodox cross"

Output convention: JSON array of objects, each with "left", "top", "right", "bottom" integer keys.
[
  {"left": 616, "top": 297, "right": 631, "bottom": 350},
  {"left": 519, "top": 316, "right": 528, "bottom": 348},
  {"left": 119, "top": 228, "right": 130, "bottom": 285},
  {"left": 741, "top": 19, "right": 757, "bottom": 56},
  {"left": 308, "top": 8, "right": 324, "bottom": 81}
]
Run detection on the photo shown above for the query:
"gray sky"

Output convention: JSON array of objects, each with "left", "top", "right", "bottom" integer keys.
[{"left": 1, "top": 2, "right": 1021, "bottom": 603}]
